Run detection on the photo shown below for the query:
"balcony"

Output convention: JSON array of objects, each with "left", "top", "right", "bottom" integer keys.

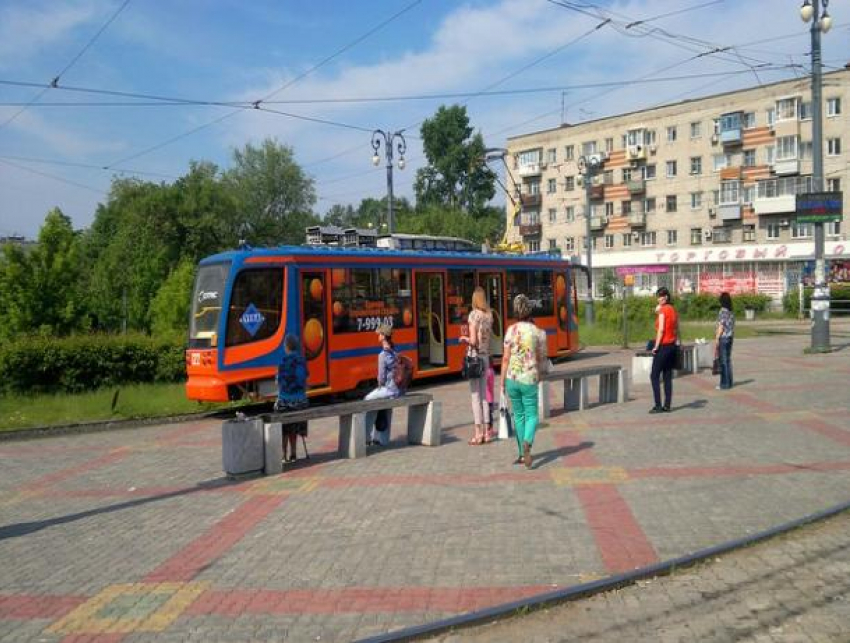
[
  {"left": 754, "top": 176, "right": 813, "bottom": 215},
  {"left": 628, "top": 211, "right": 646, "bottom": 227},
  {"left": 626, "top": 145, "right": 646, "bottom": 162},
  {"left": 589, "top": 185, "right": 604, "bottom": 200},
  {"left": 718, "top": 204, "right": 742, "bottom": 221},
  {"left": 719, "top": 111, "right": 742, "bottom": 146},
  {"left": 626, "top": 179, "right": 645, "bottom": 194},
  {"left": 519, "top": 223, "right": 542, "bottom": 237},
  {"left": 517, "top": 162, "right": 546, "bottom": 177},
  {"left": 773, "top": 157, "right": 800, "bottom": 176},
  {"left": 589, "top": 216, "right": 605, "bottom": 231},
  {"left": 520, "top": 193, "right": 541, "bottom": 208}
]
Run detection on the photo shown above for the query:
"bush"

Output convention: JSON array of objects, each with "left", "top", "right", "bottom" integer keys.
[
  {"left": 0, "top": 333, "right": 185, "bottom": 395},
  {"left": 783, "top": 284, "right": 850, "bottom": 315}
]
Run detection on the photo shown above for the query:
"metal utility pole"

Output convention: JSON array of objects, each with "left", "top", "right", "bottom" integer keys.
[{"left": 578, "top": 153, "right": 604, "bottom": 324}]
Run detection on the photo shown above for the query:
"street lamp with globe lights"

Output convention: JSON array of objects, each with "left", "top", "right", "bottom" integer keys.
[
  {"left": 371, "top": 129, "right": 407, "bottom": 234},
  {"left": 577, "top": 153, "right": 604, "bottom": 324},
  {"left": 800, "top": 0, "right": 834, "bottom": 352}
]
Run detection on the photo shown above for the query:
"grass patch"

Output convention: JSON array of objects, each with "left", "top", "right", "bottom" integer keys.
[
  {"left": 579, "top": 321, "right": 762, "bottom": 347},
  {"left": 0, "top": 383, "right": 237, "bottom": 431}
]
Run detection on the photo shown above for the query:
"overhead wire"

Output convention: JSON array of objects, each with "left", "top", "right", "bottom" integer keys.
[
  {"left": 0, "top": 158, "right": 106, "bottom": 195},
  {"left": 0, "top": 0, "right": 132, "bottom": 132}
]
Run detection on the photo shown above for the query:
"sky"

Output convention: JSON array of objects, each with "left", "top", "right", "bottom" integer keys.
[{"left": 1, "top": 0, "right": 848, "bottom": 239}]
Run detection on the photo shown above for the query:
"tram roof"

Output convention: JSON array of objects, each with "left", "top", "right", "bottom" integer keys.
[{"left": 200, "top": 244, "right": 573, "bottom": 266}]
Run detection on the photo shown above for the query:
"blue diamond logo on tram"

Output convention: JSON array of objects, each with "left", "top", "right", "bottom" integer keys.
[{"left": 240, "top": 304, "right": 265, "bottom": 337}]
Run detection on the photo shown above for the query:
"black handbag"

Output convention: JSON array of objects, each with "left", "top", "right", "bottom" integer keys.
[
  {"left": 462, "top": 352, "right": 484, "bottom": 379},
  {"left": 673, "top": 345, "right": 684, "bottom": 370},
  {"left": 712, "top": 357, "right": 721, "bottom": 376}
]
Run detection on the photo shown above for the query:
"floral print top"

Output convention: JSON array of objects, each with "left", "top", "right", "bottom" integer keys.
[
  {"left": 717, "top": 307, "right": 735, "bottom": 339},
  {"left": 468, "top": 309, "right": 493, "bottom": 357},
  {"left": 503, "top": 321, "right": 546, "bottom": 385}
]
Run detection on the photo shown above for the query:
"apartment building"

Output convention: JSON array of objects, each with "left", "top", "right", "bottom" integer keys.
[{"left": 505, "top": 66, "right": 849, "bottom": 299}]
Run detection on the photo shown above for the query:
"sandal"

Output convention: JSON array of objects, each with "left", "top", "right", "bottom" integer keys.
[
  {"left": 523, "top": 442, "right": 533, "bottom": 469},
  {"left": 468, "top": 435, "right": 485, "bottom": 446},
  {"left": 512, "top": 456, "right": 524, "bottom": 465}
]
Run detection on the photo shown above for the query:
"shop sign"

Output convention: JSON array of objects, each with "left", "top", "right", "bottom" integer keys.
[
  {"left": 615, "top": 265, "right": 668, "bottom": 275},
  {"left": 796, "top": 191, "right": 843, "bottom": 223}
]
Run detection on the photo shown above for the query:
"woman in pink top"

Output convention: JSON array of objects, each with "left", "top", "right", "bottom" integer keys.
[{"left": 461, "top": 286, "right": 494, "bottom": 445}]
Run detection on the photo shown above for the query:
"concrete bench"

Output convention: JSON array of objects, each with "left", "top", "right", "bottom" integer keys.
[
  {"left": 222, "top": 393, "right": 441, "bottom": 476},
  {"left": 538, "top": 364, "right": 628, "bottom": 419},
  {"left": 632, "top": 343, "right": 697, "bottom": 385}
]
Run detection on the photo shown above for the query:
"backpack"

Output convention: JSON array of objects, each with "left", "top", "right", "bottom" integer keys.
[{"left": 392, "top": 354, "right": 414, "bottom": 392}]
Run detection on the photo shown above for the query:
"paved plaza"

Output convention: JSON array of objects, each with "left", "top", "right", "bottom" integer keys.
[{"left": 1, "top": 332, "right": 849, "bottom": 642}]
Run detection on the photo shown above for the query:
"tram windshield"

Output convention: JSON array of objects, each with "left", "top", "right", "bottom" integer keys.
[{"left": 190, "top": 262, "right": 229, "bottom": 346}]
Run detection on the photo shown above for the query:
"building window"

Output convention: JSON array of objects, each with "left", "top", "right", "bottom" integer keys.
[
  {"left": 742, "top": 112, "right": 756, "bottom": 128},
  {"left": 643, "top": 164, "right": 656, "bottom": 180},
  {"left": 742, "top": 225, "right": 756, "bottom": 242},
  {"left": 827, "top": 178, "right": 841, "bottom": 192},
  {"left": 827, "top": 221, "right": 841, "bottom": 237},
  {"left": 621, "top": 200, "right": 632, "bottom": 215},
  {"left": 605, "top": 202, "right": 614, "bottom": 217},
  {"left": 712, "top": 189, "right": 720, "bottom": 206},
  {"left": 827, "top": 138, "right": 842, "bottom": 156},
  {"left": 827, "top": 97, "right": 841, "bottom": 117},
  {"left": 742, "top": 185, "right": 754, "bottom": 205},
  {"left": 527, "top": 179, "right": 541, "bottom": 195},
  {"left": 547, "top": 178, "right": 557, "bottom": 194},
  {"left": 690, "top": 121, "right": 701, "bottom": 138},
  {"left": 690, "top": 192, "right": 703, "bottom": 209},
  {"left": 800, "top": 101, "right": 812, "bottom": 121},
  {"left": 666, "top": 125, "right": 677, "bottom": 142},
  {"left": 713, "top": 153, "right": 730, "bottom": 171},
  {"left": 605, "top": 234, "right": 614, "bottom": 249},
  {"left": 720, "top": 181, "right": 740, "bottom": 205},
  {"left": 667, "top": 230, "right": 677, "bottom": 246},
  {"left": 666, "top": 160, "right": 677, "bottom": 178},
  {"left": 603, "top": 169, "right": 614, "bottom": 185},
  {"left": 800, "top": 141, "right": 813, "bottom": 160},
  {"left": 516, "top": 149, "right": 542, "bottom": 169},
  {"left": 548, "top": 238, "right": 558, "bottom": 250},
  {"left": 690, "top": 228, "right": 702, "bottom": 245},
  {"left": 622, "top": 233, "right": 632, "bottom": 247},
  {"left": 666, "top": 195, "right": 677, "bottom": 213},
  {"left": 690, "top": 156, "right": 702, "bottom": 175},
  {"left": 622, "top": 167, "right": 632, "bottom": 182},
  {"left": 565, "top": 206, "right": 575, "bottom": 222},
  {"left": 605, "top": 137, "right": 614, "bottom": 152},
  {"left": 766, "top": 107, "right": 775, "bottom": 126},
  {"left": 645, "top": 197, "right": 656, "bottom": 213},
  {"left": 547, "top": 148, "right": 557, "bottom": 164},
  {"left": 776, "top": 97, "right": 797, "bottom": 121},
  {"left": 565, "top": 176, "right": 575, "bottom": 191},
  {"left": 792, "top": 222, "right": 812, "bottom": 239},
  {"left": 742, "top": 149, "right": 756, "bottom": 167},
  {"left": 767, "top": 223, "right": 780, "bottom": 239},
  {"left": 527, "top": 239, "right": 541, "bottom": 252},
  {"left": 582, "top": 141, "right": 597, "bottom": 155},
  {"left": 766, "top": 145, "right": 775, "bottom": 164},
  {"left": 640, "top": 231, "right": 656, "bottom": 247},
  {"left": 565, "top": 237, "right": 575, "bottom": 252},
  {"left": 548, "top": 208, "right": 557, "bottom": 223},
  {"left": 565, "top": 145, "right": 574, "bottom": 160}
]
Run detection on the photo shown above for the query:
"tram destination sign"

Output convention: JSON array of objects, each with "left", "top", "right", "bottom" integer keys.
[{"left": 796, "top": 191, "right": 843, "bottom": 223}]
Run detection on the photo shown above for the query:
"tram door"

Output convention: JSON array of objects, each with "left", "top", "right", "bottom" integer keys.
[
  {"left": 415, "top": 272, "right": 446, "bottom": 369},
  {"left": 301, "top": 271, "right": 329, "bottom": 387},
  {"left": 479, "top": 272, "right": 504, "bottom": 358},
  {"left": 555, "top": 269, "right": 571, "bottom": 351}
]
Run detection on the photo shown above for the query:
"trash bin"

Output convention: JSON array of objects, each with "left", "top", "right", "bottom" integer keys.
[
  {"left": 745, "top": 308, "right": 755, "bottom": 321},
  {"left": 222, "top": 417, "right": 264, "bottom": 476},
  {"left": 695, "top": 340, "right": 713, "bottom": 369}
]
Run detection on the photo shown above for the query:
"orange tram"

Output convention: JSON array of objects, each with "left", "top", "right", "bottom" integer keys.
[{"left": 185, "top": 244, "right": 581, "bottom": 402}]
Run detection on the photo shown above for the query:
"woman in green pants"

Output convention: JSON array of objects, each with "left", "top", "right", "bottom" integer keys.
[{"left": 501, "top": 294, "right": 548, "bottom": 469}]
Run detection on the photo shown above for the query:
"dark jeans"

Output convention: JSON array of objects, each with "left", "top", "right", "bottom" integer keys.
[
  {"left": 718, "top": 337, "right": 734, "bottom": 389},
  {"left": 650, "top": 343, "right": 677, "bottom": 408}
]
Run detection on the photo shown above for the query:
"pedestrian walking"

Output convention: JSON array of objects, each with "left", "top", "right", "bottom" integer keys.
[
  {"left": 649, "top": 286, "right": 680, "bottom": 413},
  {"left": 501, "top": 294, "right": 547, "bottom": 468},
  {"left": 364, "top": 323, "right": 401, "bottom": 447},
  {"left": 715, "top": 291, "right": 735, "bottom": 390},
  {"left": 460, "top": 286, "right": 494, "bottom": 445}
]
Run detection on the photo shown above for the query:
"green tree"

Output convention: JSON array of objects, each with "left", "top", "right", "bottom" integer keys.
[
  {"left": 150, "top": 258, "right": 196, "bottom": 336},
  {"left": 224, "top": 138, "right": 318, "bottom": 246},
  {"left": 414, "top": 105, "right": 495, "bottom": 213},
  {"left": 0, "top": 208, "right": 85, "bottom": 338}
]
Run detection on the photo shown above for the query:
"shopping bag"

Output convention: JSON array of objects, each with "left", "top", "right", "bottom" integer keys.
[
  {"left": 712, "top": 357, "right": 721, "bottom": 376},
  {"left": 498, "top": 393, "right": 513, "bottom": 440}
]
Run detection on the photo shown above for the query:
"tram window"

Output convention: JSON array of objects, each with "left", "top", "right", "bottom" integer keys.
[
  {"left": 506, "top": 269, "right": 554, "bottom": 318},
  {"left": 225, "top": 268, "right": 284, "bottom": 346},
  {"left": 447, "top": 270, "right": 475, "bottom": 324},
  {"left": 332, "top": 267, "right": 412, "bottom": 333}
]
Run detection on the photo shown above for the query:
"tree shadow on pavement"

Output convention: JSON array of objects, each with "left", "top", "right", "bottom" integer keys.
[{"left": 0, "top": 477, "right": 242, "bottom": 542}]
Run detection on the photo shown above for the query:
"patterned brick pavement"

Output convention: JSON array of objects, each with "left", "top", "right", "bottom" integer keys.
[{"left": 1, "top": 334, "right": 849, "bottom": 642}]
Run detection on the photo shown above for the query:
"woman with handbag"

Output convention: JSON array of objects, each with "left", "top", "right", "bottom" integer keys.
[
  {"left": 649, "top": 286, "right": 680, "bottom": 414},
  {"left": 714, "top": 291, "right": 735, "bottom": 390},
  {"left": 460, "top": 286, "right": 493, "bottom": 445},
  {"left": 501, "top": 294, "right": 547, "bottom": 468}
]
